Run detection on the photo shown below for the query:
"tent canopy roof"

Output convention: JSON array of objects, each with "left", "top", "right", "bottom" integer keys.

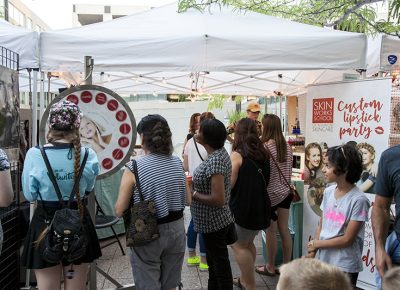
[
  {"left": 39, "top": 3, "right": 367, "bottom": 73},
  {"left": 0, "top": 20, "right": 38, "bottom": 69}
]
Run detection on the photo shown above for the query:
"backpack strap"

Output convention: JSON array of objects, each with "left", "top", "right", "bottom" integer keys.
[
  {"left": 40, "top": 146, "right": 89, "bottom": 208},
  {"left": 40, "top": 146, "right": 65, "bottom": 208},
  {"left": 68, "top": 148, "right": 89, "bottom": 207}
]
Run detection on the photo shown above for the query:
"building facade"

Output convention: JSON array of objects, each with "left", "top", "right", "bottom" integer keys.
[{"left": 0, "top": 0, "right": 49, "bottom": 31}]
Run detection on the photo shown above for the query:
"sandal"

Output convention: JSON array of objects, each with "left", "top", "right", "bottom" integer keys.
[
  {"left": 233, "top": 277, "right": 246, "bottom": 290},
  {"left": 255, "top": 265, "right": 276, "bottom": 277}
]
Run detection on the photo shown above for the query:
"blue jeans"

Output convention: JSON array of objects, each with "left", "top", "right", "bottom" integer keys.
[
  {"left": 375, "top": 231, "right": 400, "bottom": 289},
  {"left": 187, "top": 218, "right": 206, "bottom": 256}
]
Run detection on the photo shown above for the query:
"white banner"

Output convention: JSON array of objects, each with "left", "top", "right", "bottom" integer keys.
[{"left": 303, "top": 78, "right": 392, "bottom": 289}]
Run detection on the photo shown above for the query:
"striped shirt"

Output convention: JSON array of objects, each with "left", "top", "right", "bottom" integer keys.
[
  {"left": 126, "top": 154, "right": 186, "bottom": 219},
  {"left": 265, "top": 142, "right": 293, "bottom": 207}
]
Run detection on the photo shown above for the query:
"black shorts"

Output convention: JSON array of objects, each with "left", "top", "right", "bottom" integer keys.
[
  {"left": 21, "top": 204, "right": 102, "bottom": 269},
  {"left": 270, "top": 194, "right": 293, "bottom": 221}
]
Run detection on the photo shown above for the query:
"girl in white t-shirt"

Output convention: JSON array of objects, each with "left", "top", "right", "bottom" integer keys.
[{"left": 307, "top": 144, "right": 370, "bottom": 288}]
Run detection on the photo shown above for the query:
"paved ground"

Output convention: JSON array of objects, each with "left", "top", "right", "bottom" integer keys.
[{"left": 96, "top": 207, "right": 279, "bottom": 290}]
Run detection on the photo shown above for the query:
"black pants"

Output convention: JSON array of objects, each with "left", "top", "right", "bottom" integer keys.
[{"left": 203, "top": 223, "right": 237, "bottom": 290}]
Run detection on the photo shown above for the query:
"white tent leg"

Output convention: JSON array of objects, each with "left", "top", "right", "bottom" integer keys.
[{"left": 39, "top": 71, "right": 45, "bottom": 120}]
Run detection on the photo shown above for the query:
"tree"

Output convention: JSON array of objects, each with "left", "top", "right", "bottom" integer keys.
[{"left": 178, "top": 0, "right": 400, "bottom": 37}]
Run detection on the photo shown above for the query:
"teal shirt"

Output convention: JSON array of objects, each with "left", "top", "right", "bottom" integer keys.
[{"left": 22, "top": 145, "right": 99, "bottom": 201}]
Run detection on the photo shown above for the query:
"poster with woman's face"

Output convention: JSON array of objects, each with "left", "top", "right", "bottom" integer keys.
[
  {"left": 40, "top": 85, "right": 136, "bottom": 178},
  {"left": 0, "top": 67, "right": 19, "bottom": 148},
  {"left": 304, "top": 142, "right": 325, "bottom": 216}
]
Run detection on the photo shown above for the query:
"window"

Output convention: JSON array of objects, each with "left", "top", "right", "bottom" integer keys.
[{"left": 26, "top": 18, "right": 32, "bottom": 30}]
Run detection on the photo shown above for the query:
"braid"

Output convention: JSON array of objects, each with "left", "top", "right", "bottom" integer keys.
[{"left": 72, "top": 131, "right": 84, "bottom": 219}]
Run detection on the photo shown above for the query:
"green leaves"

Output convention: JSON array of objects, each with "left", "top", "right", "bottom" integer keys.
[{"left": 177, "top": 0, "right": 400, "bottom": 37}]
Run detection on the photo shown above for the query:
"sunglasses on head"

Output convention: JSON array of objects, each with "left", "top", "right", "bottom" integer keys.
[{"left": 332, "top": 145, "right": 347, "bottom": 160}]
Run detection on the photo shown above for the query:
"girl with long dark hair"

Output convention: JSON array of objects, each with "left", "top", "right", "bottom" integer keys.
[
  {"left": 256, "top": 114, "right": 293, "bottom": 277},
  {"left": 230, "top": 118, "right": 271, "bottom": 289}
]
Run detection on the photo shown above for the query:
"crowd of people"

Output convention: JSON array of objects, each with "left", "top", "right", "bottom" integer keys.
[{"left": 0, "top": 100, "right": 399, "bottom": 290}]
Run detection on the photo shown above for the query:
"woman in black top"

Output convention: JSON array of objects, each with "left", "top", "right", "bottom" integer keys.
[{"left": 230, "top": 118, "right": 271, "bottom": 290}]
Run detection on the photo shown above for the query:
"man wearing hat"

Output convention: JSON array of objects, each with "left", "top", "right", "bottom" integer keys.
[{"left": 227, "top": 102, "right": 263, "bottom": 141}]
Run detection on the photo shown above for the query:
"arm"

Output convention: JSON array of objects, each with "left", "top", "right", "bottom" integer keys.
[
  {"left": 0, "top": 169, "right": 13, "bottom": 207},
  {"left": 185, "top": 175, "right": 192, "bottom": 205},
  {"left": 193, "top": 174, "right": 225, "bottom": 207},
  {"left": 306, "top": 217, "right": 323, "bottom": 258},
  {"left": 182, "top": 137, "right": 188, "bottom": 158},
  {"left": 183, "top": 154, "right": 189, "bottom": 172},
  {"left": 309, "top": 219, "right": 364, "bottom": 252},
  {"left": 372, "top": 194, "right": 393, "bottom": 277},
  {"left": 230, "top": 151, "right": 242, "bottom": 188},
  {"left": 359, "top": 179, "right": 374, "bottom": 192},
  {"left": 115, "top": 169, "right": 136, "bottom": 217}
]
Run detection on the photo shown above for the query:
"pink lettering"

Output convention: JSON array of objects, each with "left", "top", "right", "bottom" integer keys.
[
  {"left": 324, "top": 209, "right": 346, "bottom": 225},
  {"left": 362, "top": 248, "right": 376, "bottom": 273}
]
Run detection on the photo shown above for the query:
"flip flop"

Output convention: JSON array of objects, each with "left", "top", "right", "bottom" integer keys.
[
  {"left": 255, "top": 265, "right": 276, "bottom": 277},
  {"left": 233, "top": 277, "right": 246, "bottom": 289}
]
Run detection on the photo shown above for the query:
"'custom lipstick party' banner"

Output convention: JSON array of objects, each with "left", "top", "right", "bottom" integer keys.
[{"left": 303, "top": 78, "right": 392, "bottom": 290}]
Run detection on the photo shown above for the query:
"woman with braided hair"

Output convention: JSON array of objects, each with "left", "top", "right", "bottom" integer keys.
[
  {"left": 116, "top": 114, "right": 187, "bottom": 290},
  {"left": 21, "top": 100, "right": 100, "bottom": 290}
]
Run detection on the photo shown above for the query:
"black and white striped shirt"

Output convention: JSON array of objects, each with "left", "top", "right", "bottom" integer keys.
[{"left": 126, "top": 154, "right": 186, "bottom": 219}]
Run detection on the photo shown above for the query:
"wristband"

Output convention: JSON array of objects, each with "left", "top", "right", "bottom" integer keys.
[{"left": 192, "top": 191, "right": 198, "bottom": 199}]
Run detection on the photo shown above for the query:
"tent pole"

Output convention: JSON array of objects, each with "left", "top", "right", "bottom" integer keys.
[
  {"left": 83, "top": 56, "right": 98, "bottom": 290},
  {"left": 32, "top": 70, "right": 38, "bottom": 147},
  {"left": 39, "top": 71, "right": 45, "bottom": 120},
  {"left": 23, "top": 70, "right": 38, "bottom": 289}
]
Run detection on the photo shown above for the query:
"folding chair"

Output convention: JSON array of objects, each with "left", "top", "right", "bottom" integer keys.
[{"left": 95, "top": 197, "right": 125, "bottom": 255}]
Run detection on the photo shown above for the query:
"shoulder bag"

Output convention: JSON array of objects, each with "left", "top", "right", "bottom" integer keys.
[
  {"left": 266, "top": 146, "right": 301, "bottom": 203},
  {"left": 123, "top": 160, "right": 160, "bottom": 247},
  {"left": 39, "top": 146, "right": 89, "bottom": 263}
]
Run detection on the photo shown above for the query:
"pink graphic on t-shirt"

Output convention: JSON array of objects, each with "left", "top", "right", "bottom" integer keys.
[{"left": 325, "top": 208, "right": 346, "bottom": 225}]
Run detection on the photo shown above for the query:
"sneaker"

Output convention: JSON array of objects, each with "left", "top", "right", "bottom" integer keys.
[
  {"left": 187, "top": 256, "right": 200, "bottom": 266},
  {"left": 199, "top": 263, "right": 209, "bottom": 271}
]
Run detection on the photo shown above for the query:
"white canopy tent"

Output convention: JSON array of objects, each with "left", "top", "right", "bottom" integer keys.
[
  {"left": 37, "top": 3, "right": 368, "bottom": 96},
  {"left": 40, "top": 3, "right": 367, "bottom": 72},
  {"left": 0, "top": 20, "right": 39, "bottom": 69},
  {"left": 367, "top": 34, "right": 400, "bottom": 76}
]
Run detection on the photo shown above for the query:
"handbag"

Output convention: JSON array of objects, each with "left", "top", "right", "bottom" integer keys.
[
  {"left": 266, "top": 146, "right": 301, "bottom": 203},
  {"left": 123, "top": 160, "right": 160, "bottom": 247},
  {"left": 39, "top": 147, "right": 89, "bottom": 263}
]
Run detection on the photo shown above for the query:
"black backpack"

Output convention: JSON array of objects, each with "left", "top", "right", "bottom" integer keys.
[{"left": 39, "top": 147, "right": 89, "bottom": 264}]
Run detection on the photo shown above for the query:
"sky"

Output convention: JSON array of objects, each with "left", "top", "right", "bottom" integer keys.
[{"left": 20, "top": 0, "right": 176, "bottom": 29}]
